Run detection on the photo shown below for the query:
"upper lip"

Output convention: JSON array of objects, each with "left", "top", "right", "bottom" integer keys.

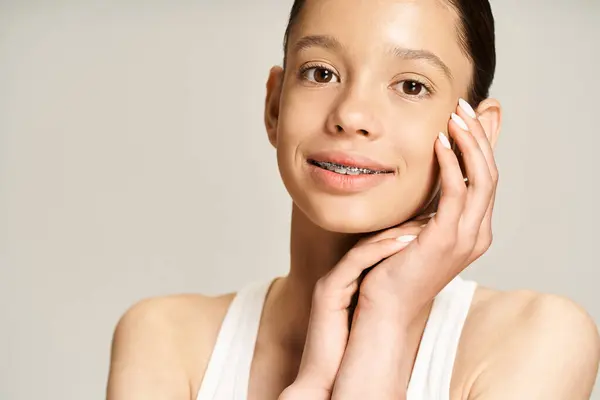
[{"left": 307, "top": 151, "right": 395, "bottom": 173}]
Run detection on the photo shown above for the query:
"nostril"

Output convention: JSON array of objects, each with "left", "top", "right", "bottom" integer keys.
[
  {"left": 358, "top": 129, "right": 368, "bottom": 135},
  {"left": 335, "top": 125, "right": 343, "bottom": 133}
]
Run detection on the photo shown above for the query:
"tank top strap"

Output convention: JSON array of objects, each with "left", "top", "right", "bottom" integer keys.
[
  {"left": 196, "top": 279, "right": 273, "bottom": 400},
  {"left": 406, "top": 275, "right": 478, "bottom": 400},
  {"left": 198, "top": 275, "right": 476, "bottom": 400}
]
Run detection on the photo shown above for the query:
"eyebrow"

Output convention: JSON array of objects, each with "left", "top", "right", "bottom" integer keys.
[
  {"left": 388, "top": 47, "right": 453, "bottom": 82},
  {"left": 293, "top": 35, "right": 343, "bottom": 53},
  {"left": 292, "top": 34, "right": 453, "bottom": 82}
]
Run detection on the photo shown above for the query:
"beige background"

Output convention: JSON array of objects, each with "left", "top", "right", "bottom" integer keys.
[{"left": 1, "top": 1, "right": 599, "bottom": 399}]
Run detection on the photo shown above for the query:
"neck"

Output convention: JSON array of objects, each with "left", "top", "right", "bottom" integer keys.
[
  {"left": 288, "top": 203, "right": 360, "bottom": 292},
  {"left": 260, "top": 203, "right": 434, "bottom": 385},
  {"left": 265, "top": 203, "right": 368, "bottom": 354}
]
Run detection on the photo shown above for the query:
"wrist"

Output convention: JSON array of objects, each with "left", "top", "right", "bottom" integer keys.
[
  {"left": 356, "top": 288, "right": 433, "bottom": 328},
  {"left": 353, "top": 299, "right": 413, "bottom": 332},
  {"left": 332, "top": 309, "right": 410, "bottom": 399}
]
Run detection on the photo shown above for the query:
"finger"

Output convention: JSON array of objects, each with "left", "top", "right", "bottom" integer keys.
[
  {"left": 466, "top": 181, "right": 497, "bottom": 264},
  {"left": 457, "top": 99, "right": 498, "bottom": 263},
  {"left": 427, "top": 132, "right": 465, "bottom": 231},
  {"left": 297, "top": 305, "right": 348, "bottom": 390},
  {"left": 456, "top": 100, "right": 498, "bottom": 252},
  {"left": 301, "top": 238, "right": 415, "bottom": 387},
  {"left": 456, "top": 98, "right": 499, "bottom": 225},
  {"left": 322, "top": 238, "right": 412, "bottom": 290},
  {"left": 448, "top": 112, "right": 493, "bottom": 230},
  {"left": 482, "top": 185, "right": 497, "bottom": 231},
  {"left": 456, "top": 98, "right": 499, "bottom": 184},
  {"left": 413, "top": 212, "right": 437, "bottom": 222},
  {"left": 465, "top": 188, "right": 496, "bottom": 265},
  {"left": 358, "top": 221, "right": 429, "bottom": 245}
]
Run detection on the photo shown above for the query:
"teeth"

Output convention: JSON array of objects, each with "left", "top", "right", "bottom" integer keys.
[{"left": 312, "top": 161, "right": 387, "bottom": 175}]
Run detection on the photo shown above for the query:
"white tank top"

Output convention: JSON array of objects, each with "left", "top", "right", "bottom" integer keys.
[{"left": 196, "top": 275, "right": 477, "bottom": 400}]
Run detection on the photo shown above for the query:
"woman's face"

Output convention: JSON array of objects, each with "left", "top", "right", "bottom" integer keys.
[{"left": 266, "top": 0, "right": 475, "bottom": 233}]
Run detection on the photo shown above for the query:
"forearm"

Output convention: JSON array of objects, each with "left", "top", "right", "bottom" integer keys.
[{"left": 332, "top": 305, "right": 411, "bottom": 400}]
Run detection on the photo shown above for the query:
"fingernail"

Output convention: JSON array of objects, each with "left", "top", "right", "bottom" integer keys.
[
  {"left": 396, "top": 234, "right": 417, "bottom": 243},
  {"left": 438, "top": 132, "right": 451, "bottom": 149},
  {"left": 458, "top": 98, "right": 477, "bottom": 119},
  {"left": 415, "top": 212, "right": 437, "bottom": 220},
  {"left": 451, "top": 113, "right": 469, "bottom": 131}
]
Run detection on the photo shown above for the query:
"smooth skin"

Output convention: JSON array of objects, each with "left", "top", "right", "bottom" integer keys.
[{"left": 106, "top": 0, "right": 600, "bottom": 399}]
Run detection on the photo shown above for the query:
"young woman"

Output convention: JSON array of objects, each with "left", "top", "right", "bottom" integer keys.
[{"left": 106, "top": 0, "right": 600, "bottom": 399}]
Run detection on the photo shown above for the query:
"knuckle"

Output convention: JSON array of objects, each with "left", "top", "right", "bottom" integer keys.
[
  {"left": 491, "top": 168, "right": 499, "bottom": 183},
  {"left": 313, "top": 277, "right": 332, "bottom": 299},
  {"left": 482, "top": 175, "right": 495, "bottom": 192},
  {"left": 344, "top": 247, "right": 363, "bottom": 264},
  {"left": 436, "top": 234, "right": 457, "bottom": 252},
  {"left": 457, "top": 242, "right": 474, "bottom": 259},
  {"left": 462, "top": 229, "right": 478, "bottom": 247},
  {"left": 487, "top": 178, "right": 496, "bottom": 194},
  {"left": 473, "top": 174, "right": 494, "bottom": 194},
  {"left": 447, "top": 181, "right": 467, "bottom": 199},
  {"left": 482, "top": 231, "right": 493, "bottom": 250},
  {"left": 472, "top": 232, "right": 493, "bottom": 258}
]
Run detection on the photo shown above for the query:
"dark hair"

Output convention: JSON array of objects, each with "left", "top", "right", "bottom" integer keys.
[{"left": 282, "top": 0, "right": 496, "bottom": 107}]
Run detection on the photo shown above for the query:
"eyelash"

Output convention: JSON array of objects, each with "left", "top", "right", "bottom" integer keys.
[
  {"left": 298, "top": 63, "right": 340, "bottom": 84},
  {"left": 394, "top": 79, "right": 434, "bottom": 99},
  {"left": 298, "top": 63, "right": 434, "bottom": 99}
]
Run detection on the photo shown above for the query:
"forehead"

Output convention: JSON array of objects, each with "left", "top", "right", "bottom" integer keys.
[{"left": 291, "top": 0, "right": 472, "bottom": 87}]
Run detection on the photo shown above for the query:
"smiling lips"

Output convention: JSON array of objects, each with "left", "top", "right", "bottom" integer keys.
[
  {"left": 308, "top": 151, "right": 395, "bottom": 172},
  {"left": 306, "top": 151, "right": 396, "bottom": 193},
  {"left": 309, "top": 160, "right": 387, "bottom": 175}
]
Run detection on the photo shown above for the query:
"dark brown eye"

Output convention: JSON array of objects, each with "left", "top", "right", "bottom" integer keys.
[
  {"left": 315, "top": 68, "right": 332, "bottom": 83},
  {"left": 303, "top": 66, "right": 339, "bottom": 84},
  {"left": 401, "top": 80, "right": 426, "bottom": 96}
]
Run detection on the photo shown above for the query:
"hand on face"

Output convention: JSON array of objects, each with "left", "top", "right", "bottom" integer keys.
[
  {"left": 326, "top": 99, "right": 498, "bottom": 400},
  {"left": 358, "top": 98, "right": 499, "bottom": 322},
  {"left": 286, "top": 207, "right": 433, "bottom": 398},
  {"left": 284, "top": 98, "right": 498, "bottom": 398}
]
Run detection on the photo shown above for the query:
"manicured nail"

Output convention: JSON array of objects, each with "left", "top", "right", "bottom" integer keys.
[
  {"left": 438, "top": 132, "right": 451, "bottom": 149},
  {"left": 396, "top": 234, "right": 417, "bottom": 243},
  {"left": 451, "top": 113, "right": 469, "bottom": 131},
  {"left": 415, "top": 212, "right": 437, "bottom": 220},
  {"left": 458, "top": 98, "right": 477, "bottom": 119}
]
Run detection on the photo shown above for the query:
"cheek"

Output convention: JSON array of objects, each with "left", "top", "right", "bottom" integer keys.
[
  {"left": 387, "top": 114, "right": 443, "bottom": 190},
  {"left": 278, "top": 90, "right": 333, "bottom": 145},
  {"left": 389, "top": 114, "right": 439, "bottom": 160}
]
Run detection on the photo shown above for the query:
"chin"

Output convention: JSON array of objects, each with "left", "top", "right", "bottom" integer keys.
[
  {"left": 296, "top": 193, "right": 411, "bottom": 234},
  {"left": 278, "top": 158, "right": 433, "bottom": 234}
]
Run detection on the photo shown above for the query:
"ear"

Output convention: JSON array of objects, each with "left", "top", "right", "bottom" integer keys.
[
  {"left": 264, "top": 66, "right": 284, "bottom": 148},
  {"left": 475, "top": 98, "right": 502, "bottom": 149}
]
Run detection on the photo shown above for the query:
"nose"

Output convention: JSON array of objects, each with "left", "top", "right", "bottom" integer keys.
[{"left": 326, "top": 88, "right": 384, "bottom": 139}]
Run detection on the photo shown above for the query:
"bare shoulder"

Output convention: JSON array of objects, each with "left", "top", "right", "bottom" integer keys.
[
  {"left": 454, "top": 285, "right": 600, "bottom": 399},
  {"left": 107, "top": 291, "right": 236, "bottom": 400}
]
